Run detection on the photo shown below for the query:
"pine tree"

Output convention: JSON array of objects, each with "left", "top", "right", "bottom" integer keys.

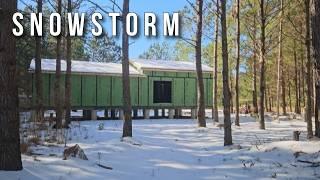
[
  {"left": 0, "top": 0, "right": 23, "bottom": 170},
  {"left": 221, "top": 0, "right": 232, "bottom": 146}
]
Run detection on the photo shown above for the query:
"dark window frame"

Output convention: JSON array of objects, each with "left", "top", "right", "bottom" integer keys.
[{"left": 153, "top": 81, "right": 172, "bottom": 104}]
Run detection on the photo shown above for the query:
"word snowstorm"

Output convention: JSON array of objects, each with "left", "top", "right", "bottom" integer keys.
[{"left": 12, "top": 12, "right": 180, "bottom": 37}]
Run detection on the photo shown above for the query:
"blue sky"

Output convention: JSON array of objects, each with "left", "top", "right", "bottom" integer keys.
[{"left": 19, "top": 0, "right": 187, "bottom": 58}]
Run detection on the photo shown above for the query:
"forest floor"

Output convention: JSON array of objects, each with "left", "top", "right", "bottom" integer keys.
[{"left": 1, "top": 112, "right": 320, "bottom": 180}]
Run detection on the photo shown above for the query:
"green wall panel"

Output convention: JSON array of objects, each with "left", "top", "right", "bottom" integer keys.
[
  {"left": 173, "top": 78, "right": 185, "bottom": 106},
  {"left": 111, "top": 77, "right": 123, "bottom": 106},
  {"left": 139, "top": 78, "right": 149, "bottom": 106},
  {"left": 49, "top": 74, "right": 65, "bottom": 107},
  {"left": 82, "top": 76, "right": 96, "bottom": 106},
  {"left": 207, "top": 79, "right": 213, "bottom": 106},
  {"left": 97, "top": 76, "right": 111, "bottom": 107},
  {"left": 203, "top": 78, "right": 208, "bottom": 106},
  {"left": 31, "top": 74, "right": 50, "bottom": 107},
  {"left": 164, "top": 72, "right": 176, "bottom": 77},
  {"left": 130, "top": 77, "right": 139, "bottom": 106},
  {"left": 71, "top": 75, "right": 82, "bottom": 107},
  {"left": 153, "top": 71, "right": 165, "bottom": 76},
  {"left": 185, "top": 78, "right": 196, "bottom": 107},
  {"left": 177, "top": 72, "right": 188, "bottom": 77}
]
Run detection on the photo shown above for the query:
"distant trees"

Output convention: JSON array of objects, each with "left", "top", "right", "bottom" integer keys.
[
  {"left": 220, "top": 0, "right": 232, "bottom": 145},
  {"left": 139, "top": 42, "right": 174, "bottom": 60},
  {"left": 0, "top": 0, "right": 23, "bottom": 170},
  {"left": 87, "top": 35, "right": 121, "bottom": 63}
]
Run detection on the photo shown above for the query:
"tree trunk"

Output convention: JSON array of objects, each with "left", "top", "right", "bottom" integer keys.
[
  {"left": 230, "top": 75, "right": 233, "bottom": 113},
  {"left": 212, "top": 0, "right": 219, "bottom": 123},
  {"left": 265, "top": 87, "right": 268, "bottom": 112},
  {"left": 301, "top": 41, "right": 306, "bottom": 108},
  {"left": 305, "top": 0, "right": 313, "bottom": 138},
  {"left": 276, "top": 0, "right": 285, "bottom": 118},
  {"left": 288, "top": 80, "right": 293, "bottom": 113},
  {"left": 0, "top": 0, "right": 23, "bottom": 170},
  {"left": 315, "top": 83, "right": 320, "bottom": 137},
  {"left": 235, "top": 0, "right": 240, "bottom": 126},
  {"left": 65, "top": 0, "right": 72, "bottom": 126},
  {"left": 294, "top": 40, "right": 301, "bottom": 114},
  {"left": 220, "top": 0, "right": 232, "bottom": 146},
  {"left": 280, "top": 0, "right": 286, "bottom": 116},
  {"left": 268, "top": 88, "right": 272, "bottom": 112},
  {"left": 259, "top": 0, "right": 266, "bottom": 130},
  {"left": 35, "top": 0, "right": 44, "bottom": 123},
  {"left": 311, "top": 0, "right": 320, "bottom": 137},
  {"left": 195, "top": 0, "right": 206, "bottom": 127},
  {"left": 122, "top": 0, "right": 133, "bottom": 137},
  {"left": 252, "top": 17, "right": 258, "bottom": 114},
  {"left": 54, "top": 0, "right": 63, "bottom": 129}
]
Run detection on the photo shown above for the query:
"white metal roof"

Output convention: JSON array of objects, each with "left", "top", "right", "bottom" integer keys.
[
  {"left": 29, "top": 59, "right": 143, "bottom": 76},
  {"left": 130, "top": 59, "right": 213, "bottom": 73}
]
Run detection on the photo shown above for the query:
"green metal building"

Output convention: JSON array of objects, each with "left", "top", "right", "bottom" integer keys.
[{"left": 29, "top": 59, "right": 213, "bottom": 112}]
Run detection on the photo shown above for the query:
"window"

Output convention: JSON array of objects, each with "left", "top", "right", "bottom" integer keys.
[{"left": 153, "top": 81, "right": 172, "bottom": 103}]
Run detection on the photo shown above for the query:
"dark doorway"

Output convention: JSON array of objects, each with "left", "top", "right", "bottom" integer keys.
[{"left": 153, "top": 81, "right": 172, "bottom": 103}]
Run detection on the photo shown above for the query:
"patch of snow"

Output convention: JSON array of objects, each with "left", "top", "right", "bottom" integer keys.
[{"left": 1, "top": 114, "right": 320, "bottom": 180}]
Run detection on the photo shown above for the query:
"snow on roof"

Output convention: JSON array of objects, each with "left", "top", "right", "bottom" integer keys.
[
  {"left": 130, "top": 59, "right": 213, "bottom": 73},
  {"left": 29, "top": 59, "right": 143, "bottom": 76}
]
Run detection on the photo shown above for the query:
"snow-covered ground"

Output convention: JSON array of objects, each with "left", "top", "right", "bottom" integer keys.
[{"left": 1, "top": 113, "right": 320, "bottom": 180}]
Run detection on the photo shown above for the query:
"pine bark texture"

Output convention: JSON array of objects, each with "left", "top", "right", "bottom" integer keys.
[
  {"left": 0, "top": 0, "right": 23, "bottom": 170},
  {"left": 122, "top": 0, "right": 133, "bottom": 137},
  {"left": 212, "top": 0, "right": 219, "bottom": 123},
  {"left": 235, "top": 0, "right": 240, "bottom": 126},
  {"left": 54, "top": 0, "right": 63, "bottom": 129},
  {"left": 35, "top": 0, "right": 44, "bottom": 123},
  {"left": 312, "top": 0, "right": 320, "bottom": 137},
  {"left": 252, "top": 17, "right": 258, "bottom": 114},
  {"left": 195, "top": 0, "right": 206, "bottom": 127},
  {"left": 305, "top": 0, "right": 313, "bottom": 138},
  {"left": 65, "top": 0, "right": 72, "bottom": 126},
  {"left": 221, "top": 0, "right": 232, "bottom": 146},
  {"left": 259, "top": 0, "right": 266, "bottom": 129}
]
